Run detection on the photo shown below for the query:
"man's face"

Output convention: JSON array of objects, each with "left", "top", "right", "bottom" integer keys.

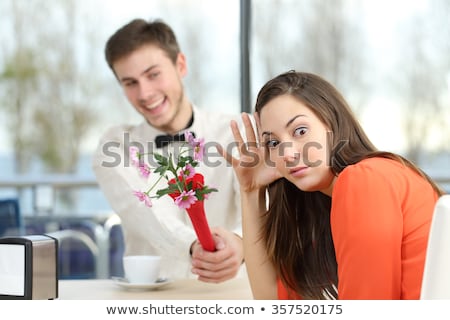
[{"left": 113, "top": 44, "right": 189, "bottom": 133}]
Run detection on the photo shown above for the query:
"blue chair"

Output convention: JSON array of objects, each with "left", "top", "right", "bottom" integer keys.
[
  {"left": 108, "top": 223, "right": 125, "bottom": 277},
  {"left": 0, "top": 198, "right": 24, "bottom": 237},
  {"left": 103, "top": 214, "right": 125, "bottom": 278},
  {"left": 55, "top": 220, "right": 102, "bottom": 279},
  {"left": 47, "top": 228, "right": 99, "bottom": 279}
]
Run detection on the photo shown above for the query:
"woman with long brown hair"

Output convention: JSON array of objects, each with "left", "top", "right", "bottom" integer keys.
[{"left": 220, "top": 71, "right": 444, "bottom": 299}]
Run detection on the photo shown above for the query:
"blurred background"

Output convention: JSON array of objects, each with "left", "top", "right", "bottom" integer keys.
[{"left": 0, "top": 0, "right": 449, "bottom": 279}]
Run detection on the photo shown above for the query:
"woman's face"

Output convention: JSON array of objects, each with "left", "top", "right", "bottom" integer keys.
[{"left": 259, "top": 94, "right": 335, "bottom": 196}]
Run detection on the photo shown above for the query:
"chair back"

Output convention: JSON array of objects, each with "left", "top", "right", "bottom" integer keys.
[
  {"left": 421, "top": 195, "right": 450, "bottom": 299},
  {"left": 47, "top": 229, "right": 99, "bottom": 279},
  {"left": 0, "top": 198, "right": 23, "bottom": 237}
]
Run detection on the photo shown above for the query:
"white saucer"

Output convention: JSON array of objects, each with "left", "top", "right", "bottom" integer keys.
[{"left": 112, "top": 277, "right": 172, "bottom": 291}]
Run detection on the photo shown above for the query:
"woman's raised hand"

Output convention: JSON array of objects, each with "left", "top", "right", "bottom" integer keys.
[{"left": 218, "top": 113, "right": 281, "bottom": 193}]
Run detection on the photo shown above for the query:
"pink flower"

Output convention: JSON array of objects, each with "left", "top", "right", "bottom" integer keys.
[
  {"left": 193, "top": 139, "right": 205, "bottom": 161},
  {"left": 185, "top": 132, "right": 205, "bottom": 161},
  {"left": 129, "top": 146, "right": 141, "bottom": 167},
  {"left": 180, "top": 163, "right": 195, "bottom": 180},
  {"left": 184, "top": 131, "right": 195, "bottom": 144},
  {"left": 133, "top": 190, "right": 152, "bottom": 207},
  {"left": 174, "top": 190, "right": 197, "bottom": 209},
  {"left": 138, "top": 163, "right": 151, "bottom": 178}
]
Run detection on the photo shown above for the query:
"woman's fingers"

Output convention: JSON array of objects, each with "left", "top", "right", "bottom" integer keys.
[
  {"left": 216, "top": 119, "right": 244, "bottom": 168},
  {"left": 254, "top": 112, "right": 262, "bottom": 145},
  {"left": 231, "top": 117, "right": 257, "bottom": 159},
  {"left": 216, "top": 143, "right": 238, "bottom": 168},
  {"left": 241, "top": 113, "right": 257, "bottom": 146},
  {"left": 218, "top": 115, "right": 264, "bottom": 170},
  {"left": 230, "top": 119, "right": 245, "bottom": 146}
]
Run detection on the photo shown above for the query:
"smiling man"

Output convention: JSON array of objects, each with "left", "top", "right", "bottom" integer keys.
[{"left": 92, "top": 19, "right": 244, "bottom": 283}]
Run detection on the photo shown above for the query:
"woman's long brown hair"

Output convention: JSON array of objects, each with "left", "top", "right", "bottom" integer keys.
[{"left": 255, "top": 71, "right": 444, "bottom": 299}]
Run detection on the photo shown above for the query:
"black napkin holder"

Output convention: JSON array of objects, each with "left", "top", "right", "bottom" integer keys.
[{"left": 0, "top": 235, "right": 58, "bottom": 300}]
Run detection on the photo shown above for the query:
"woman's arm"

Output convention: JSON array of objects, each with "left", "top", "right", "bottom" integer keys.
[
  {"left": 218, "top": 112, "right": 281, "bottom": 299},
  {"left": 241, "top": 188, "right": 278, "bottom": 299}
]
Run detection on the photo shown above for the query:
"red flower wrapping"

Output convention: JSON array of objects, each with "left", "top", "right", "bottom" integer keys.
[
  {"left": 168, "top": 174, "right": 215, "bottom": 252},
  {"left": 185, "top": 199, "right": 215, "bottom": 252}
]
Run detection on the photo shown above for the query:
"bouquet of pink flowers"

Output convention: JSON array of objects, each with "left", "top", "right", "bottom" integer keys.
[{"left": 130, "top": 131, "right": 217, "bottom": 252}]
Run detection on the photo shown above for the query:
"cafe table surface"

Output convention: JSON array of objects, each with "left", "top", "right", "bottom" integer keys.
[{"left": 57, "top": 277, "right": 254, "bottom": 300}]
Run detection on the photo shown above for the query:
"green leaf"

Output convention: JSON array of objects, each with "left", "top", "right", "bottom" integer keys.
[
  {"left": 154, "top": 165, "right": 168, "bottom": 175},
  {"left": 156, "top": 188, "right": 173, "bottom": 197},
  {"left": 154, "top": 153, "right": 168, "bottom": 166},
  {"left": 205, "top": 187, "right": 218, "bottom": 193}
]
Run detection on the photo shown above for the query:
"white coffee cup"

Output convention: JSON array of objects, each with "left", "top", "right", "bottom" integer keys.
[{"left": 122, "top": 255, "right": 161, "bottom": 284}]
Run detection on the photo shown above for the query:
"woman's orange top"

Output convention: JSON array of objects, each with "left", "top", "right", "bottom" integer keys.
[{"left": 278, "top": 157, "right": 439, "bottom": 299}]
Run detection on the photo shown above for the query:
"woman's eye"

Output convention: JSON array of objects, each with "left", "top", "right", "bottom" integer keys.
[
  {"left": 265, "top": 139, "right": 280, "bottom": 148},
  {"left": 294, "top": 127, "right": 308, "bottom": 136}
]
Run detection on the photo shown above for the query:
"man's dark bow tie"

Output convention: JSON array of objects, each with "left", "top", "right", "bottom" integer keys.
[{"left": 154, "top": 131, "right": 196, "bottom": 148}]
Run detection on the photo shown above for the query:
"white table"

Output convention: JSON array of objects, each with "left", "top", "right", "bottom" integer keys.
[{"left": 57, "top": 277, "right": 253, "bottom": 300}]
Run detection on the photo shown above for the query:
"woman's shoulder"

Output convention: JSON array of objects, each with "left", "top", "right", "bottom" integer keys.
[
  {"left": 343, "top": 157, "right": 402, "bottom": 174},
  {"left": 335, "top": 157, "right": 406, "bottom": 189},
  {"left": 335, "top": 156, "right": 436, "bottom": 198}
]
